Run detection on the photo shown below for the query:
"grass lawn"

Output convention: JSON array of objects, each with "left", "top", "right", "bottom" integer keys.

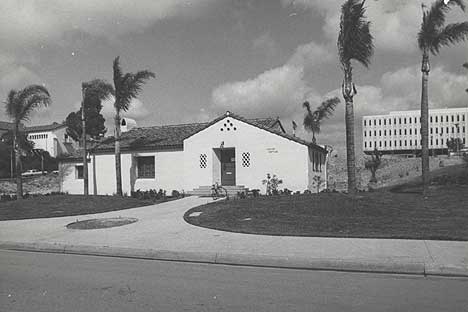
[
  {"left": 185, "top": 165, "right": 468, "bottom": 241},
  {"left": 0, "top": 195, "right": 159, "bottom": 221}
]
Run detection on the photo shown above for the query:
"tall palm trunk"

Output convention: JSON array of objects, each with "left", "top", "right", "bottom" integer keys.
[
  {"left": 13, "top": 122, "right": 23, "bottom": 199},
  {"left": 420, "top": 50, "right": 430, "bottom": 195},
  {"left": 342, "top": 69, "right": 356, "bottom": 195},
  {"left": 114, "top": 109, "right": 123, "bottom": 196}
]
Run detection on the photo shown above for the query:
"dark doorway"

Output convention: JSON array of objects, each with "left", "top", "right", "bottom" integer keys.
[{"left": 221, "top": 148, "right": 236, "bottom": 186}]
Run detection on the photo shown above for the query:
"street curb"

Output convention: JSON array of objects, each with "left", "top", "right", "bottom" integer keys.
[{"left": 0, "top": 241, "right": 466, "bottom": 277}]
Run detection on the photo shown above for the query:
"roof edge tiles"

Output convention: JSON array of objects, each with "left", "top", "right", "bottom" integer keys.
[{"left": 60, "top": 112, "right": 326, "bottom": 160}]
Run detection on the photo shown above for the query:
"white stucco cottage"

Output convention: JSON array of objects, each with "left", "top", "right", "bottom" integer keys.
[{"left": 59, "top": 112, "right": 328, "bottom": 195}]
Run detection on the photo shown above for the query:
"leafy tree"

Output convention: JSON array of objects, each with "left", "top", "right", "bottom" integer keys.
[
  {"left": 303, "top": 97, "right": 340, "bottom": 144},
  {"left": 312, "top": 175, "right": 324, "bottom": 193},
  {"left": 338, "top": 0, "right": 374, "bottom": 195},
  {"left": 364, "top": 148, "right": 382, "bottom": 183},
  {"left": 418, "top": 0, "right": 468, "bottom": 195},
  {"left": 1, "top": 131, "right": 37, "bottom": 178},
  {"left": 447, "top": 137, "right": 464, "bottom": 152},
  {"left": 112, "top": 56, "right": 155, "bottom": 196},
  {"left": 65, "top": 79, "right": 113, "bottom": 142},
  {"left": 4, "top": 85, "right": 51, "bottom": 199}
]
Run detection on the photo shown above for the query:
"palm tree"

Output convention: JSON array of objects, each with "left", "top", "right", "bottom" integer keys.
[
  {"left": 418, "top": 0, "right": 468, "bottom": 195},
  {"left": 112, "top": 56, "right": 155, "bottom": 196},
  {"left": 337, "top": 0, "right": 374, "bottom": 195},
  {"left": 303, "top": 97, "right": 340, "bottom": 144},
  {"left": 4, "top": 85, "right": 51, "bottom": 199},
  {"left": 80, "top": 79, "right": 114, "bottom": 195}
]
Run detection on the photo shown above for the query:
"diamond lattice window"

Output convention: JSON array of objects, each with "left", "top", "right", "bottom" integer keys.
[
  {"left": 200, "top": 154, "right": 207, "bottom": 168},
  {"left": 241, "top": 152, "right": 250, "bottom": 167}
]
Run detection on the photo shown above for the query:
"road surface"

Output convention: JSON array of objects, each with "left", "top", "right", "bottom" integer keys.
[{"left": 1, "top": 250, "right": 467, "bottom": 311}]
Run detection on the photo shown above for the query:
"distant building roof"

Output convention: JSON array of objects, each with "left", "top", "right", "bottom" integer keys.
[
  {"left": 59, "top": 113, "right": 326, "bottom": 160},
  {"left": 25, "top": 122, "right": 65, "bottom": 133},
  {"left": 0, "top": 121, "right": 14, "bottom": 131}
]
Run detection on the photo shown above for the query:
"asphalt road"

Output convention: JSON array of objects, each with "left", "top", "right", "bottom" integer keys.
[{"left": 1, "top": 250, "right": 467, "bottom": 312}]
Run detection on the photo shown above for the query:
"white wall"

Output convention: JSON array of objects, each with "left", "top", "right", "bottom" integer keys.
[
  {"left": 61, "top": 149, "right": 184, "bottom": 195},
  {"left": 28, "top": 126, "right": 72, "bottom": 157},
  {"left": 183, "top": 116, "right": 312, "bottom": 193},
  {"left": 61, "top": 116, "right": 327, "bottom": 195}
]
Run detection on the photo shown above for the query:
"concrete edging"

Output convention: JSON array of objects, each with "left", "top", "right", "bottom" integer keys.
[{"left": 2, "top": 241, "right": 465, "bottom": 277}]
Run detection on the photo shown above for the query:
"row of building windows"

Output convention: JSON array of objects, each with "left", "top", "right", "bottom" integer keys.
[
  {"left": 29, "top": 133, "right": 48, "bottom": 140},
  {"left": 364, "top": 137, "right": 467, "bottom": 149},
  {"left": 430, "top": 115, "right": 465, "bottom": 123},
  {"left": 365, "top": 126, "right": 466, "bottom": 137},
  {"left": 364, "top": 114, "right": 466, "bottom": 127},
  {"left": 364, "top": 117, "right": 420, "bottom": 126},
  {"left": 430, "top": 126, "right": 465, "bottom": 134}
]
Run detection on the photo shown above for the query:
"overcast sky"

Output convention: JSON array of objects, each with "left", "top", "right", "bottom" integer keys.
[{"left": 0, "top": 0, "right": 467, "bottom": 151}]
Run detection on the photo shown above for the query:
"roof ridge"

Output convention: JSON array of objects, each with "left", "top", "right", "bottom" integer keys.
[{"left": 132, "top": 117, "right": 276, "bottom": 130}]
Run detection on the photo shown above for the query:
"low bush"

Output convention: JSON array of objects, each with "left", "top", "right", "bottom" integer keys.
[
  {"left": 251, "top": 189, "right": 260, "bottom": 197},
  {"left": 0, "top": 191, "right": 67, "bottom": 202},
  {"left": 171, "top": 190, "right": 183, "bottom": 198},
  {"left": 131, "top": 189, "right": 167, "bottom": 201}
]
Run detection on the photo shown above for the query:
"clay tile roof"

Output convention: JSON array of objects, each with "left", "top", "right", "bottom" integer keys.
[
  {"left": 25, "top": 122, "right": 65, "bottom": 133},
  {"left": 61, "top": 113, "right": 325, "bottom": 159}
]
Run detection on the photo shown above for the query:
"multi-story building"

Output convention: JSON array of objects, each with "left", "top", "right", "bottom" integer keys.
[
  {"left": 25, "top": 122, "right": 76, "bottom": 157},
  {"left": 362, "top": 107, "right": 468, "bottom": 155}
]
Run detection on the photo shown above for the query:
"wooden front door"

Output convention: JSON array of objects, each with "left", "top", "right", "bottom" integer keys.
[{"left": 221, "top": 149, "right": 236, "bottom": 186}]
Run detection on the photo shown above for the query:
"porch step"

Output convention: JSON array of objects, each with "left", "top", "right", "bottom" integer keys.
[{"left": 188, "top": 185, "right": 249, "bottom": 196}]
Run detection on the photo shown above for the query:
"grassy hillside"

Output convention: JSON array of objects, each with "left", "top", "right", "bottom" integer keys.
[
  {"left": 0, "top": 174, "right": 60, "bottom": 195},
  {"left": 327, "top": 153, "right": 464, "bottom": 191}
]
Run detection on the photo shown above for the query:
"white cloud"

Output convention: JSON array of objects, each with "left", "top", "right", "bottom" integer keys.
[
  {"left": 0, "top": 0, "right": 224, "bottom": 47},
  {"left": 0, "top": 54, "right": 43, "bottom": 93},
  {"left": 213, "top": 65, "right": 311, "bottom": 117},
  {"left": 287, "top": 41, "right": 334, "bottom": 68},
  {"left": 281, "top": 0, "right": 441, "bottom": 53},
  {"left": 101, "top": 96, "right": 149, "bottom": 120},
  {"left": 211, "top": 40, "right": 333, "bottom": 118}
]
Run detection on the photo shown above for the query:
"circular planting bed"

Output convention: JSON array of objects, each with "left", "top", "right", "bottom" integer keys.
[{"left": 66, "top": 217, "right": 138, "bottom": 230}]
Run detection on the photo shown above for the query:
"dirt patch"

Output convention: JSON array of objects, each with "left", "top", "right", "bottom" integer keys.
[{"left": 66, "top": 217, "right": 138, "bottom": 230}]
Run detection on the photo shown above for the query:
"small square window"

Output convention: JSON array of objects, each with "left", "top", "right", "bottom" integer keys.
[{"left": 138, "top": 156, "right": 155, "bottom": 178}]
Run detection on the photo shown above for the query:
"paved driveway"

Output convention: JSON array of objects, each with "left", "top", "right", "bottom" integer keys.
[{"left": 1, "top": 196, "right": 467, "bottom": 275}]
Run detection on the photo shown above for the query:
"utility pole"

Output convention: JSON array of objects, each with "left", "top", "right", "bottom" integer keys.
[{"left": 81, "top": 83, "right": 89, "bottom": 196}]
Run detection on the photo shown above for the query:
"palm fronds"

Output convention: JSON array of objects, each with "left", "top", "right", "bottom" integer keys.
[
  {"left": 437, "top": 22, "right": 468, "bottom": 47},
  {"left": 303, "top": 97, "right": 340, "bottom": 136},
  {"left": 4, "top": 85, "right": 51, "bottom": 123},
  {"left": 315, "top": 97, "right": 340, "bottom": 120},
  {"left": 83, "top": 79, "right": 115, "bottom": 102},
  {"left": 338, "top": 0, "right": 374, "bottom": 68},
  {"left": 118, "top": 71, "right": 155, "bottom": 111},
  {"left": 418, "top": 0, "right": 467, "bottom": 54},
  {"left": 5, "top": 90, "right": 18, "bottom": 119},
  {"left": 112, "top": 56, "right": 155, "bottom": 112}
]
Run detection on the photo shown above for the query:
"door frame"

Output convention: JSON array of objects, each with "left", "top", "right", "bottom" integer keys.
[{"left": 218, "top": 147, "right": 236, "bottom": 186}]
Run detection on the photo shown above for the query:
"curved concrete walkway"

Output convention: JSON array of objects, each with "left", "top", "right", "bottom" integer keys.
[{"left": 1, "top": 196, "right": 467, "bottom": 276}]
